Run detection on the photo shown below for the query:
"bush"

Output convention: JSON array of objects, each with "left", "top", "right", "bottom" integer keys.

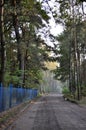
[
  {"left": 82, "top": 86, "right": 86, "bottom": 97},
  {"left": 62, "top": 87, "right": 70, "bottom": 94}
]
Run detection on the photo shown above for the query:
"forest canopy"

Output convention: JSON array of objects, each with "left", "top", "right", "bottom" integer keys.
[{"left": 0, "top": 0, "right": 86, "bottom": 100}]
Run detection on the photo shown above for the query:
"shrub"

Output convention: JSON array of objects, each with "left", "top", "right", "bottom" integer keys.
[
  {"left": 62, "top": 86, "right": 70, "bottom": 97},
  {"left": 82, "top": 86, "right": 86, "bottom": 97}
]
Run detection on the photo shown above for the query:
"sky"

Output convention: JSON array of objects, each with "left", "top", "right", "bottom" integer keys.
[
  {"left": 38, "top": 0, "right": 86, "bottom": 47},
  {"left": 37, "top": 0, "right": 64, "bottom": 47},
  {"left": 49, "top": 18, "right": 63, "bottom": 36},
  {"left": 42, "top": 0, "right": 64, "bottom": 36},
  {"left": 45, "top": 0, "right": 63, "bottom": 36}
]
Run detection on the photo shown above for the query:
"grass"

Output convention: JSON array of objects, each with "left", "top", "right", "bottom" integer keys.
[
  {"left": 63, "top": 94, "right": 86, "bottom": 106},
  {"left": 78, "top": 97, "right": 86, "bottom": 105}
]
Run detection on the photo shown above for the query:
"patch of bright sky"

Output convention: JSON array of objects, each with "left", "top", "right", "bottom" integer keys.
[
  {"left": 37, "top": 0, "right": 64, "bottom": 47},
  {"left": 45, "top": 0, "right": 63, "bottom": 36},
  {"left": 44, "top": 0, "right": 63, "bottom": 35},
  {"left": 49, "top": 18, "right": 63, "bottom": 36}
]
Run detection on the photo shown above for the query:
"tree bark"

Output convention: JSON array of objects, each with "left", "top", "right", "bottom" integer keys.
[
  {"left": 11, "top": 0, "right": 25, "bottom": 86},
  {"left": 0, "top": 0, "right": 6, "bottom": 84}
]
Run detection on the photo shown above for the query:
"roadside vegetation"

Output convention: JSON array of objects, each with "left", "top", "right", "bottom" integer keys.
[
  {"left": 51, "top": 0, "right": 86, "bottom": 102},
  {"left": 0, "top": 0, "right": 52, "bottom": 89},
  {"left": 0, "top": 0, "right": 86, "bottom": 101},
  {"left": 62, "top": 86, "right": 86, "bottom": 105}
]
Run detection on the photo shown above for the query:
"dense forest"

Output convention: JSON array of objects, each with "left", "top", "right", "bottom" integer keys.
[
  {"left": 0, "top": 0, "right": 51, "bottom": 89},
  {"left": 0, "top": 0, "right": 86, "bottom": 100},
  {"left": 52, "top": 0, "right": 86, "bottom": 100}
]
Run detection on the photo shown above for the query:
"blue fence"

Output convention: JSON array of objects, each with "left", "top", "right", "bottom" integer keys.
[{"left": 0, "top": 83, "right": 38, "bottom": 112}]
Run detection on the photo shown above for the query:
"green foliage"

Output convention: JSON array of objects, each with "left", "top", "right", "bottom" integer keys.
[
  {"left": 4, "top": 72, "right": 20, "bottom": 86},
  {"left": 53, "top": 30, "right": 70, "bottom": 82},
  {"left": 35, "top": 2, "right": 50, "bottom": 22},
  {"left": 0, "top": 0, "right": 51, "bottom": 89},
  {"left": 82, "top": 86, "right": 86, "bottom": 97},
  {"left": 62, "top": 86, "right": 70, "bottom": 95}
]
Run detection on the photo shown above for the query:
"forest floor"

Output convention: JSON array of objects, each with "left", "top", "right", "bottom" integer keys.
[
  {"left": 78, "top": 97, "right": 86, "bottom": 105},
  {"left": 4, "top": 94, "right": 86, "bottom": 130}
]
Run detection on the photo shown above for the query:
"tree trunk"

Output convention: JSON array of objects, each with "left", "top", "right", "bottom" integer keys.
[
  {"left": 69, "top": 35, "right": 72, "bottom": 93},
  {"left": 11, "top": 0, "right": 25, "bottom": 86},
  {"left": 71, "top": 0, "right": 80, "bottom": 100},
  {"left": 74, "top": 22, "right": 81, "bottom": 100},
  {"left": 0, "top": 0, "right": 6, "bottom": 84}
]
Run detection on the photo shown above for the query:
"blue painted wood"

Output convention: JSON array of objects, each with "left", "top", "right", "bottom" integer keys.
[
  {"left": 20, "top": 87, "right": 23, "bottom": 102},
  {"left": 9, "top": 84, "right": 13, "bottom": 108},
  {"left": 0, "top": 83, "right": 3, "bottom": 112},
  {"left": 0, "top": 83, "right": 5, "bottom": 112},
  {"left": 29, "top": 89, "right": 33, "bottom": 99},
  {"left": 0, "top": 83, "right": 38, "bottom": 113}
]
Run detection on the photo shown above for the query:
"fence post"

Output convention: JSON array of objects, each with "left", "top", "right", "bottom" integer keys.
[
  {"left": 0, "top": 83, "right": 4, "bottom": 112},
  {"left": 20, "top": 86, "right": 23, "bottom": 102},
  {"left": 34, "top": 89, "right": 36, "bottom": 98},
  {"left": 9, "top": 83, "right": 13, "bottom": 108},
  {"left": 34, "top": 89, "right": 38, "bottom": 98},
  {"left": 33, "top": 89, "right": 35, "bottom": 98},
  {"left": 16, "top": 86, "right": 20, "bottom": 104},
  {"left": 29, "top": 88, "right": 32, "bottom": 99},
  {"left": 36, "top": 89, "right": 38, "bottom": 97}
]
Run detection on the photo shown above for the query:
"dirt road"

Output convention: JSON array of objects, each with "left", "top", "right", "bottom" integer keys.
[{"left": 7, "top": 94, "right": 86, "bottom": 130}]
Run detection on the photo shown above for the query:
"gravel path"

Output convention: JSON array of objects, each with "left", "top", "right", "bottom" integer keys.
[{"left": 7, "top": 94, "right": 86, "bottom": 130}]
